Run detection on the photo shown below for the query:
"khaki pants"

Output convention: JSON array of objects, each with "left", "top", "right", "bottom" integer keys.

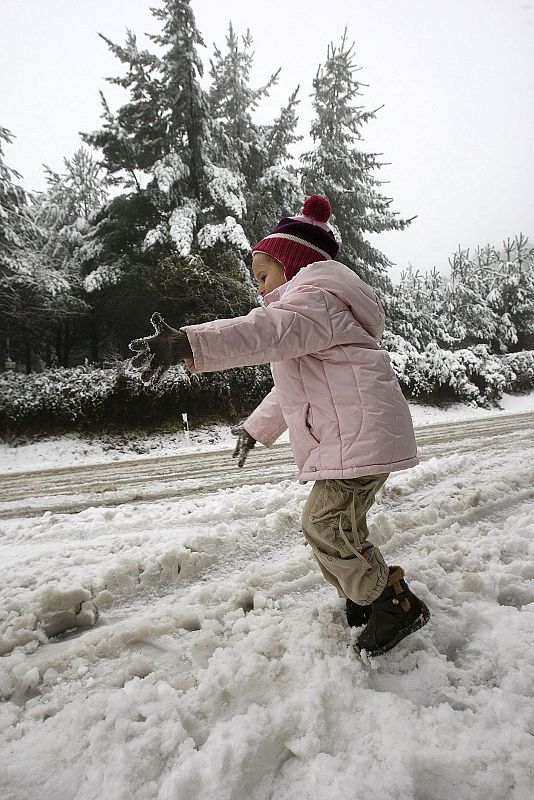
[{"left": 301, "top": 474, "right": 390, "bottom": 605}]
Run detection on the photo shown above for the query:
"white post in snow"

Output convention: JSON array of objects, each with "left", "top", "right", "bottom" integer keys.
[{"left": 182, "top": 412, "right": 190, "bottom": 445}]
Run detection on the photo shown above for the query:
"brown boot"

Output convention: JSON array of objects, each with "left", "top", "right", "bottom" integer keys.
[{"left": 355, "top": 566, "right": 430, "bottom": 657}]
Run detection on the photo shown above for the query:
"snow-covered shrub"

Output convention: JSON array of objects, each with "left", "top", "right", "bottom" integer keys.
[
  {"left": 381, "top": 334, "right": 508, "bottom": 406},
  {"left": 0, "top": 364, "right": 273, "bottom": 434},
  {"left": 0, "top": 367, "right": 117, "bottom": 430},
  {"left": 501, "top": 350, "right": 534, "bottom": 393},
  {"left": 423, "top": 344, "right": 507, "bottom": 406},
  {"left": 380, "top": 331, "right": 431, "bottom": 397}
]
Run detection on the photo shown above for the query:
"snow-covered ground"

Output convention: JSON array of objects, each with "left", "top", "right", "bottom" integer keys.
[
  {"left": 1, "top": 391, "right": 534, "bottom": 474},
  {"left": 1, "top": 397, "right": 534, "bottom": 800}
]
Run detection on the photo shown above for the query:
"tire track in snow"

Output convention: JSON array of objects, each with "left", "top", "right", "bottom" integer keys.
[{"left": 0, "top": 410, "right": 533, "bottom": 519}]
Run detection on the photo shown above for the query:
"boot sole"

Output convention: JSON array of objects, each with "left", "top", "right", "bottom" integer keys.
[{"left": 354, "top": 601, "right": 431, "bottom": 658}]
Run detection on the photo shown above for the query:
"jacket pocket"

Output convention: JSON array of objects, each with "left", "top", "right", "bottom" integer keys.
[{"left": 302, "top": 402, "right": 320, "bottom": 446}]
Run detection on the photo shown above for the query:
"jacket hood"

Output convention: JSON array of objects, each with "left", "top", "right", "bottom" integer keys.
[{"left": 264, "top": 260, "right": 385, "bottom": 341}]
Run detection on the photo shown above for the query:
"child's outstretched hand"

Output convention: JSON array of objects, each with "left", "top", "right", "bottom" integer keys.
[
  {"left": 231, "top": 426, "right": 256, "bottom": 467},
  {"left": 129, "top": 312, "right": 193, "bottom": 385}
]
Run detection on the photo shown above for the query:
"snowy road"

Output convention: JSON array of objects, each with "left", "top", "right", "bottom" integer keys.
[
  {"left": 1, "top": 411, "right": 534, "bottom": 800},
  {"left": 1, "top": 410, "right": 533, "bottom": 518}
]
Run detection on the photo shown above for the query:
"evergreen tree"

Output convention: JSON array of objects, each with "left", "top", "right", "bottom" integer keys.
[
  {"left": 150, "top": 0, "right": 210, "bottom": 201},
  {"left": 78, "top": 2, "right": 263, "bottom": 357},
  {"left": 453, "top": 235, "right": 534, "bottom": 352},
  {"left": 208, "top": 24, "right": 278, "bottom": 176},
  {"left": 0, "top": 125, "right": 30, "bottom": 271},
  {"left": 384, "top": 266, "right": 455, "bottom": 350},
  {"left": 496, "top": 235, "right": 534, "bottom": 351},
  {"left": 300, "top": 30, "right": 413, "bottom": 285},
  {"left": 206, "top": 24, "right": 301, "bottom": 252},
  {"left": 0, "top": 127, "right": 47, "bottom": 371},
  {"left": 0, "top": 125, "right": 30, "bottom": 367},
  {"left": 29, "top": 148, "right": 109, "bottom": 365},
  {"left": 83, "top": 29, "right": 166, "bottom": 187},
  {"left": 0, "top": 128, "right": 88, "bottom": 371},
  {"left": 444, "top": 246, "right": 501, "bottom": 350},
  {"left": 246, "top": 87, "right": 303, "bottom": 246},
  {"left": 81, "top": 3, "right": 307, "bottom": 358},
  {"left": 80, "top": 22, "right": 171, "bottom": 359}
]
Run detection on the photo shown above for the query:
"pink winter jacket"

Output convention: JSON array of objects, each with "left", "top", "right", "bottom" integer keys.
[{"left": 182, "top": 260, "right": 418, "bottom": 481}]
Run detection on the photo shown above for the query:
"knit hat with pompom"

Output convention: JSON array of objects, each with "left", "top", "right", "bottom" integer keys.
[{"left": 252, "top": 195, "right": 339, "bottom": 281}]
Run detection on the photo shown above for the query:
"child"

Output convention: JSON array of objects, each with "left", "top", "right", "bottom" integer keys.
[{"left": 129, "top": 195, "right": 430, "bottom": 657}]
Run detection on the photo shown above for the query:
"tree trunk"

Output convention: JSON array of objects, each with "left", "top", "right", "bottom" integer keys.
[
  {"left": 90, "top": 318, "right": 99, "bottom": 363},
  {"left": 62, "top": 322, "right": 71, "bottom": 368},
  {"left": 55, "top": 326, "right": 62, "bottom": 366},
  {"left": 24, "top": 337, "right": 32, "bottom": 374}
]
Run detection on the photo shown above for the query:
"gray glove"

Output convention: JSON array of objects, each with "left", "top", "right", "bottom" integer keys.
[
  {"left": 231, "top": 426, "right": 256, "bottom": 467},
  {"left": 129, "top": 312, "right": 193, "bottom": 385}
]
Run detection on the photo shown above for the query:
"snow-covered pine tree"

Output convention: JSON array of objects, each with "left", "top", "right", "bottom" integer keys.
[
  {"left": 80, "top": 1, "right": 262, "bottom": 357},
  {"left": 0, "top": 125, "right": 29, "bottom": 260},
  {"left": 383, "top": 266, "right": 456, "bottom": 351},
  {"left": 29, "top": 148, "right": 110, "bottom": 365},
  {"left": 138, "top": 2, "right": 259, "bottom": 323},
  {"left": 485, "top": 235, "right": 534, "bottom": 352},
  {"left": 80, "top": 23, "right": 173, "bottom": 347},
  {"left": 300, "top": 30, "right": 413, "bottom": 286},
  {"left": 246, "top": 86, "right": 304, "bottom": 247},
  {"left": 0, "top": 127, "right": 83, "bottom": 371},
  {"left": 443, "top": 246, "right": 501, "bottom": 350},
  {"left": 150, "top": 0, "right": 209, "bottom": 202},
  {"left": 0, "top": 125, "right": 32, "bottom": 366},
  {"left": 205, "top": 23, "right": 301, "bottom": 272},
  {"left": 208, "top": 24, "right": 278, "bottom": 177},
  {"left": 83, "top": 29, "right": 166, "bottom": 188}
]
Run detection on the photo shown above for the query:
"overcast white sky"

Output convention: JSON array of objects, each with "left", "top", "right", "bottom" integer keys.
[{"left": 1, "top": 0, "right": 533, "bottom": 277}]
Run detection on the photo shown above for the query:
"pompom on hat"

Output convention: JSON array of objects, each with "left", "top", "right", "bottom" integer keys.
[{"left": 252, "top": 194, "right": 339, "bottom": 281}]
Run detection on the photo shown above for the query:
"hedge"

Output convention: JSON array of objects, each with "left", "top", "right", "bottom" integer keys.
[
  {"left": 0, "top": 363, "right": 273, "bottom": 435},
  {"left": 1, "top": 345, "right": 533, "bottom": 435}
]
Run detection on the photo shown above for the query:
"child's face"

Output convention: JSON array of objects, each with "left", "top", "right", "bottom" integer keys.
[{"left": 252, "top": 253, "right": 286, "bottom": 297}]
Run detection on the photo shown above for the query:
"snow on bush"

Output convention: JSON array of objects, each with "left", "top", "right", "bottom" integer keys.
[
  {"left": 424, "top": 343, "right": 506, "bottom": 406},
  {"left": 1, "top": 345, "right": 532, "bottom": 433},
  {"left": 381, "top": 333, "right": 510, "bottom": 406},
  {"left": 380, "top": 332, "right": 431, "bottom": 397},
  {"left": 0, "top": 364, "right": 273, "bottom": 434},
  {"left": 501, "top": 350, "right": 534, "bottom": 392},
  {"left": 0, "top": 367, "right": 118, "bottom": 427}
]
